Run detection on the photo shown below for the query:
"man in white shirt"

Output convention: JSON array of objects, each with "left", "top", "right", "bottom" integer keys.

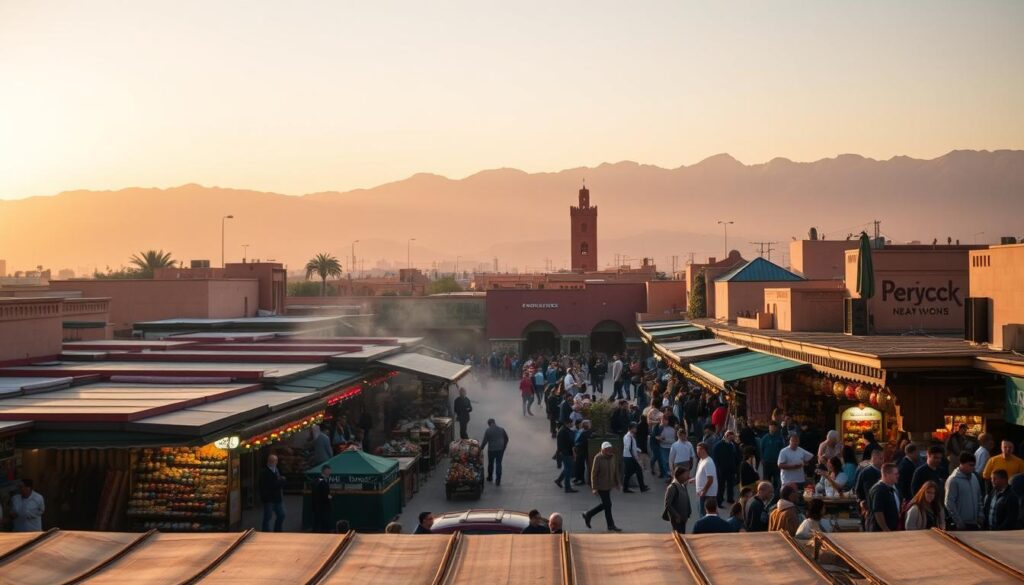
[
  {"left": 563, "top": 369, "right": 581, "bottom": 396},
  {"left": 621, "top": 423, "right": 649, "bottom": 493},
  {"left": 610, "top": 355, "right": 624, "bottom": 400},
  {"left": 669, "top": 428, "right": 695, "bottom": 476},
  {"left": 10, "top": 479, "right": 45, "bottom": 532},
  {"left": 777, "top": 434, "right": 813, "bottom": 490},
  {"left": 693, "top": 442, "right": 718, "bottom": 516}
]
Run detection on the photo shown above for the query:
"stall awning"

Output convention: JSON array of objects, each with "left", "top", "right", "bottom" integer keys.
[
  {"left": 683, "top": 532, "right": 830, "bottom": 584},
  {"left": 816, "top": 530, "right": 1022, "bottom": 585},
  {"left": 638, "top": 320, "right": 690, "bottom": 331},
  {"left": 658, "top": 339, "right": 723, "bottom": 353},
  {"left": 570, "top": 533, "right": 698, "bottom": 585},
  {"left": 375, "top": 352, "right": 470, "bottom": 383},
  {"left": 274, "top": 369, "right": 361, "bottom": 394},
  {"left": 948, "top": 531, "right": 1024, "bottom": 579},
  {"left": 647, "top": 326, "right": 701, "bottom": 339},
  {"left": 0, "top": 420, "right": 32, "bottom": 435},
  {"left": 445, "top": 534, "right": 564, "bottom": 585},
  {"left": 667, "top": 342, "right": 747, "bottom": 365},
  {"left": 690, "top": 351, "right": 805, "bottom": 389},
  {"left": 319, "top": 533, "right": 450, "bottom": 585}
]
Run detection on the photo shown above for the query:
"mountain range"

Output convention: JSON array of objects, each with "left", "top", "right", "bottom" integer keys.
[{"left": 2, "top": 149, "right": 1022, "bottom": 276}]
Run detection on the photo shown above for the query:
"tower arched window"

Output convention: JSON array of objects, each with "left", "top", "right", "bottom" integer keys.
[{"left": 580, "top": 242, "right": 589, "bottom": 256}]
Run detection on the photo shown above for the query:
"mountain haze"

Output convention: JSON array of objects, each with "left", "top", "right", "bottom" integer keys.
[{"left": 2, "top": 150, "right": 1022, "bottom": 275}]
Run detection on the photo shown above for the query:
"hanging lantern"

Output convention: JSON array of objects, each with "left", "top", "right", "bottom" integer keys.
[
  {"left": 832, "top": 381, "right": 845, "bottom": 400},
  {"left": 845, "top": 383, "right": 858, "bottom": 401},
  {"left": 855, "top": 384, "right": 872, "bottom": 402},
  {"left": 869, "top": 390, "right": 879, "bottom": 407}
]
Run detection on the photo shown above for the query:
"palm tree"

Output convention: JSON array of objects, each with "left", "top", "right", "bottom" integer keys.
[
  {"left": 129, "top": 250, "right": 176, "bottom": 278},
  {"left": 305, "top": 253, "right": 343, "bottom": 296}
]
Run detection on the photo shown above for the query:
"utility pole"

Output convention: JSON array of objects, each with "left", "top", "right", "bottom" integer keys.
[
  {"left": 750, "top": 241, "right": 781, "bottom": 261},
  {"left": 717, "top": 220, "right": 734, "bottom": 258},
  {"left": 873, "top": 220, "right": 881, "bottom": 245},
  {"left": 351, "top": 240, "right": 359, "bottom": 278},
  {"left": 687, "top": 252, "right": 695, "bottom": 265}
]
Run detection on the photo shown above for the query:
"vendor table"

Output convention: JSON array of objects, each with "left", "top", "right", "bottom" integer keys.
[
  {"left": 395, "top": 455, "right": 421, "bottom": 505},
  {"left": 803, "top": 494, "right": 861, "bottom": 531}
]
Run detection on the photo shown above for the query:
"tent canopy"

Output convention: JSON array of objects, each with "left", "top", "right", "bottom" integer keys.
[
  {"left": 690, "top": 351, "right": 805, "bottom": 389},
  {"left": 305, "top": 449, "right": 399, "bottom": 486}
]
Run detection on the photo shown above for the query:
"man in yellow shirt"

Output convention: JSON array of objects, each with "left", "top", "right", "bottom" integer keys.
[{"left": 982, "top": 440, "right": 1024, "bottom": 480}]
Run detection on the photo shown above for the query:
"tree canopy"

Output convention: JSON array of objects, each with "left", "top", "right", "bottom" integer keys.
[
  {"left": 304, "top": 253, "right": 343, "bottom": 296},
  {"left": 129, "top": 250, "right": 176, "bottom": 278},
  {"left": 688, "top": 269, "right": 707, "bottom": 318}
]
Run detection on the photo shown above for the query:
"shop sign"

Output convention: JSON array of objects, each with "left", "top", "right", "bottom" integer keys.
[
  {"left": 522, "top": 303, "right": 558, "bottom": 309},
  {"left": 881, "top": 279, "right": 963, "bottom": 317},
  {"left": 1005, "top": 377, "right": 1024, "bottom": 426},
  {"left": 841, "top": 406, "right": 882, "bottom": 421}
]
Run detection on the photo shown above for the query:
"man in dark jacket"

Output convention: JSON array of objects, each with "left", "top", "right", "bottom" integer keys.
[
  {"left": 855, "top": 449, "right": 883, "bottom": 527},
  {"left": 712, "top": 430, "right": 740, "bottom": 506},
  {"left": 453, "top": 388, "right": 472, "bottom": 440},
  {"left": 260, "top": 454, "right": 287, "bottom": 532},
  {"left": 609, "top": 400, "right": 630, "bottom": 437},
  {"left": 573, "top": 420, "right": 593, "bottom": 486},
  {"left": 663, "top": 466, "right": 691, "bottom": 533},
  {"left": 983, "top": 469, "right": 1021, "bottom": 530},
  {"left": 692, "top": 499, "right": 735, "bottom": 534},
  {"left": 545, "top": 388, "right": 561, "bottom": 438},
  {"left": 911, "top": 445, "right": 949, "bottom": 503},
  {"left": 896, "top": 443, "right": 920, "bottom": 501},
  {"left": 744, "top": 481, "right": 774, "bottom": 532},
  {"left": 555, "top": 422, "right": 578, "bottom": 493},
  {"left": 311, "top": 464, "right": 332, "bottom": 533},
  {"left": 861, "top": 431, "right": 882, "bottom": 463},
  {"left": 758, "top": 422, "right": 785, "bottom": 491}
]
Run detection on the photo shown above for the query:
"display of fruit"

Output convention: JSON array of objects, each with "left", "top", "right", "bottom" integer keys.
[{"left": 128, "top": 444, "right": 230, "bottom": 529}]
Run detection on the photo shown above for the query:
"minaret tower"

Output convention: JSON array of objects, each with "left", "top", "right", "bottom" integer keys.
[{"left": 570, "top": 182, "right": 598, "bottom": 272}]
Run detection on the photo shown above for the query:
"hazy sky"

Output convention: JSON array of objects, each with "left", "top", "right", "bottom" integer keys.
[{"left": 1, "top": 1, "right": 1022, "bottom": 199}]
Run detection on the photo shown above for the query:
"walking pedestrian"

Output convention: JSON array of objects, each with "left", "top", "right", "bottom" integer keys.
[
  {"left": 610, "top": 355, "right": 624, "bottom": 400},
  {"left": 663, "top": 466, "right": 691, "bottom": 534},
  {"left": 520, "top": 372, "right": 535, "bottom": 416},
  {"left": 9, "top": 480, "right": 44, "bottom": 532},
  {"left": 311, "top": 464, "right": 333, "bottom": 533},
  {"left": 573, "top": 420, "right": 593, "bottom": 486},
  {"left": 533, "top": 368, "right": 546, "bottom": 408},
  {"left": 622, "top": 423, "right": 649, "bottom": 493},
  {"left": 480, "top": 418, "right": 509, "bottom": 486},
  {"left": 693, "top": 442, "right": 718, "bottom": 515},
  {"left": 260, "top": 454, "right": 287, "bottom": 532},
  {"left": 555, "top": 422, "right": 578, "bottom": 493},
  {"left": 454, "top": 387, "right": 472, "bottom": 440},
  {"left": 545, "top": 385, "right": 562, "bottom": 439},
  {"left": 583, "top": 442, "right": 622, "bottom": 532}
]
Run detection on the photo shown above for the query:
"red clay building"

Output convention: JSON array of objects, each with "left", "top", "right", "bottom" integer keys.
[{"left": 486, "top": 283, "right": 649, "bottom": 355}]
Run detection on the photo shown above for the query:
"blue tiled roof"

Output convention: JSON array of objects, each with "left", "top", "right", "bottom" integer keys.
[{"left": 715, "top": 257, "right": 804, "bottom": 282}]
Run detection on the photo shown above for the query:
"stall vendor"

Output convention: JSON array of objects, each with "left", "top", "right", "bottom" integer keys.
[{"left": 331, "top": 415, "right": 357, "bottom": 447}]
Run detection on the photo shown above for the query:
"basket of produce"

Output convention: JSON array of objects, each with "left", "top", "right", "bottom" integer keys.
[
  {"left": 445, "top": 439, "right": 484, "bottom": 500},
  {"left": 374, "top": 440, "right": 422, "bottom": 457}
]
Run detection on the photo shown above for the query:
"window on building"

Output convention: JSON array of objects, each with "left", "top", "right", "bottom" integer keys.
[{"left": 580, "top": 242, "right": 589, "bottom": 256}]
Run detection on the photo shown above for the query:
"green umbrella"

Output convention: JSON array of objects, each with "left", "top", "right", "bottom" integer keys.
[{"left": 856, "top": 231, "right": 875, "bottom": 299}]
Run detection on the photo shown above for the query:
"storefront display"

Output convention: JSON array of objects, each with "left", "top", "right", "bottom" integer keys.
[
  {"left": 838, "top": 405, "right": 883, "bottom": 452},
  {"left": 127, "top": 444, "right": 232, "bottom": 532}
]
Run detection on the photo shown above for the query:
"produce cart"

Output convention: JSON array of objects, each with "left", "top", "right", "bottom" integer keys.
[{"left": 445, "top": 439, "right": 484, "bottom": 501}]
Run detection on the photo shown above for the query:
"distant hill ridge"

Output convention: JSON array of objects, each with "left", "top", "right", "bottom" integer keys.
[{"left": 1, "top": 149, "right": 1021, "bottom": 273}]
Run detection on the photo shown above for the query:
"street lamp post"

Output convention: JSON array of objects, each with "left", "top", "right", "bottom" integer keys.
[
  {"left": 241, "top": 244, "right": 250, "bottom": 263},
  {"left": 407, "top": 238, "right": 416, "bottom": 269},
  {"left": 351, "top": 240, "right": 360, "bottom": 278},
  {"left": 456, "top": 255, "right": 461, "bottom": 277},
  {"left": 221, "top": 215, "right": 234, "bottom": 268},
  {"left": 717, "top": 220, "right": 734, "bottom": 258}
]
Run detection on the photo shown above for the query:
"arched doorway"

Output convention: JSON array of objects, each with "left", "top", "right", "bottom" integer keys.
[
  {"left": 522, "top": 320, "right": 560, "bottom": 356},
  {"left": 590, "top": 320, "right": 625, "bottom": 355}
]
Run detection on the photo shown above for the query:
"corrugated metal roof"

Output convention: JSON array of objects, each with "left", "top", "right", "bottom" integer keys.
[{"left": 715, "top": 257, "right": 804, "bottom": 282}]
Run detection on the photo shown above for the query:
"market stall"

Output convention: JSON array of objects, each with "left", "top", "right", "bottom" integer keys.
[
  {"left": 318, "top": 533, "right": 452, "bottom": 585},
  {"left": 0, "top": 530, "right": 147, "bottom": 585},
  {"left": 946, "top": 530, "right": 1024, "bottom": 579},
  {"left": 815, "top": 530, "right": 1021, "bottom": 585},
  {"left": 683, "top": 532, "right": 832, "bottom": 585},
  {"left": 302, "top": 449, "right": 401, "bottom": 531},
  {"left": 569, "top": 533, "right": 697, "bottom": 585},
  {"left": 443, "top": 534, "right": 564, "bottom": 585},
  {"left": 200, "top": 532, "right": 347, "bottom": 585},
  {"left": 62, "top": 532, "right": 246, "bottom": 584}
]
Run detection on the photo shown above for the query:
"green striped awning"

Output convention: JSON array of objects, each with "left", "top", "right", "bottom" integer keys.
[{"left": 690, "top": 351, "right": 805, "bottom": 389}]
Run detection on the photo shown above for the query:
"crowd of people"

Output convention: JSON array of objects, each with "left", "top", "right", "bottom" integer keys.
[{"left": 454, "top": 349, "right": 1024, "bottom": 537}]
